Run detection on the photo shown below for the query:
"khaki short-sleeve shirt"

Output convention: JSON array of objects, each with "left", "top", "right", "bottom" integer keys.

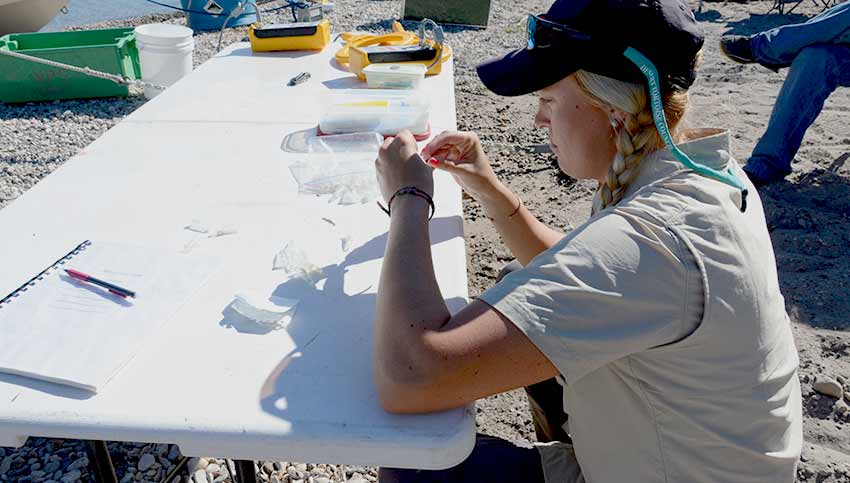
[{"left": 479, "top": 130, "right": 802, "bottom": 483}]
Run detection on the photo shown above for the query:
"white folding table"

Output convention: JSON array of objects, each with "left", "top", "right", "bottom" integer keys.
[{"left": 0, "top": 41, "right": 474, "bottom": 482}]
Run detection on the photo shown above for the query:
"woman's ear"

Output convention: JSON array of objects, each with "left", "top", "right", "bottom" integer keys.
[
  {"left": 609, "top": 110, "right": 627, "bottom": 135},
  {"left": 609, "top": 109, "right": 628, "bottom": 127}
]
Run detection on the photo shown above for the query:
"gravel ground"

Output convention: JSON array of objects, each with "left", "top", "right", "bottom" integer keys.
[{"left": 2, "top": 0, "right": 850, "bottom": 482}]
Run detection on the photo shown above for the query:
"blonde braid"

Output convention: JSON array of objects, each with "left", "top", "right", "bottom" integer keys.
[
  {"left": 594, "top": 108, "right": 659, "bottom": 213},
  {"left": 574, "top": 70, "right": 689, "bottom": 215}
]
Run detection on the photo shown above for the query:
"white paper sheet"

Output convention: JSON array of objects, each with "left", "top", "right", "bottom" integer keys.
[{"left": 0, "top": 241, "right": 218, "bottom": 392}]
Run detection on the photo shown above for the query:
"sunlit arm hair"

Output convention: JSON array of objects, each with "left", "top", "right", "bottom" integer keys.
[{"left": 573, "top": 69, "right": 691, "bottom": 214}]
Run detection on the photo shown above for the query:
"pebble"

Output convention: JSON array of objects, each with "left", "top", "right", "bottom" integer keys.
[
  {"left": 262, "top": 462, "right": 274, "bottom": 474},
  {"left": 120, "top": 473, "right": 134, "bottom": 483},
  {"left": 66, "top": 457, "right": 88, "bottom": 472},
  {"left": 167, "top": 446, "right": 182, "bottom": 460},
  {"left": 206, "top": 463, "right": 220, "bottom": 474},
  {"left": 138, "top": 453, "right": 156, "bottom": 471},
  {"left": 186, "top": 457, "right": 209, "bottom": 473},
  {"left": 814, "top": 376, "right": 844, "bottom": 399},
  {"left": 43, "top": 462, "right": 60, "bottom": 474},
  {"left": 348, "top": 474, "right": 368, "bottom": 483},
  {"left": 60, "top": 469, "right": 81, "bottom": 482},
  {"left": 193, "top": 469, "right": 209, "bottom": 483},
  {"left": 287, "top": 466, "right": 304, "bottom": 479}
]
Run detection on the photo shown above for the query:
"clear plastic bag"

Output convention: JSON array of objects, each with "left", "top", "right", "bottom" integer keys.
[
  {"left": 288, "top": 154, "right": 379, "bottom": 205},
  {"left": 306, "top": 131, "right": 383, "bottom": 154}
]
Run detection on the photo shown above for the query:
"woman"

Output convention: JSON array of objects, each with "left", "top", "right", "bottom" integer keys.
[{"left": 373, "top": 0, "right": 802, "bottom": 481}]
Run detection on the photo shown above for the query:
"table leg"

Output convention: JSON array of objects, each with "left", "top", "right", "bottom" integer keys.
[
  {"left": 83, "top": 440, "right": 118, "bottom": 483},
  {"left": 162, "top": 456, "right": 190, "bottom": 483},
  {"left": 234, "top": 460, "right": 259, "bottom": 483}
]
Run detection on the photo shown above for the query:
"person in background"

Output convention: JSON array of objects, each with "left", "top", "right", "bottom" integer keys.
[
  {"left": 371, "top": 0, "right": 802, "bottom": 481},
  {"left": 720, "top": 1, "right": 850, "bottom": 186}
]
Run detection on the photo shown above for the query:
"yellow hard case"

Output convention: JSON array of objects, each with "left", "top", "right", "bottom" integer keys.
[
  {"left": 248, "top": 19, "right": 331, "bottom": 52},
  {"left": 348, "top": 43, "right": 442, "bottom": 80}
]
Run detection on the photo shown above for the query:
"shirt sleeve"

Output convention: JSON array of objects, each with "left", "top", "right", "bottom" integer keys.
[{"left": 478, "top": 211, "right": 702, "bottom": 385}]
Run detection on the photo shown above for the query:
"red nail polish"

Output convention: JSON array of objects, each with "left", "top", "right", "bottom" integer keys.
[{"left": 428, "top": 157, "right": 439, "bottom": 166}]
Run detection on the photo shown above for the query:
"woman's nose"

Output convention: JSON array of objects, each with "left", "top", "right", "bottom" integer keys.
[{"left": 534, "top": 110, "right": 548, "bottom": 129}]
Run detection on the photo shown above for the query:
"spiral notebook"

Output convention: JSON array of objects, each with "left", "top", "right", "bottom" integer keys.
[{"left": 0, "top": 240, "right": 218, "bottom": 393}]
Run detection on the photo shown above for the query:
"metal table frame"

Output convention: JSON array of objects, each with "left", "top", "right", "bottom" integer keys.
[{"left": 84, "top": 440, "right": 258, "bottom": 483}]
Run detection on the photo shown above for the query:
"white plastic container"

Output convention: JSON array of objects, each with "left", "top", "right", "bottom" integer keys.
[
  {"left": 318, "top": 90, "right": 430, "bottom": 138},
  {"left": 134, "top": 24, "right": 194, "bottom": 99},
  {"left": 363, "top": 63, "right": 427, "bottom": 89}
]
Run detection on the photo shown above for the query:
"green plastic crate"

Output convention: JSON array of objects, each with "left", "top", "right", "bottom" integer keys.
[{"left": 0, "top": 28, "right": 141, "bottom": 104}]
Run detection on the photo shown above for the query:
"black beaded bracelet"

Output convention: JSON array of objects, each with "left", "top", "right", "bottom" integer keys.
[{"left": 378, "top": 186, "right": 435, "bottom": 220}]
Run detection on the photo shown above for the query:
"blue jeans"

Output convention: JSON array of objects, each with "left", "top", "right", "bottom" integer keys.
[
  {"left": 378, "top": 435, "right": 547, "bottom": 483},
  {"left": 750, "top": 1, "right": 850, "bottom": 67},
  {"left": 744, "top": 2, "right": 850, "bottom": 182}
]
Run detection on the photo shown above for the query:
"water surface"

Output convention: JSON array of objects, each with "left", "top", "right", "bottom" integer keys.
[{"left": 41, "top": 0, "right": 182, "bottom": 31}]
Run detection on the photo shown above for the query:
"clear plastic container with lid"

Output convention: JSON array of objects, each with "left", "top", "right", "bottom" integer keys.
[
  {"left": 363, "top": 63, "right": 427, "bottom": 89},
  {"left": 318, "top": 89, "right": 430, "bottom": 139}
]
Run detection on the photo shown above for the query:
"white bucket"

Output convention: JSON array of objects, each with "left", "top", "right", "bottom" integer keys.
[{"left": 134, "top": 24, "right": 195, "bottom": 100}]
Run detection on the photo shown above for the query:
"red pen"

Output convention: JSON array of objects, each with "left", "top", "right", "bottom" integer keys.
[{"left": 64, "top": 269, "right": 136, "bottom": 298}]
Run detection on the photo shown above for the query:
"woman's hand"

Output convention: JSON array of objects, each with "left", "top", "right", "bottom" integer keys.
[
  {"left": 375, "top": 130, "right": 434, "bottom": 204},
  {"left": 421, "top": 131, "right": 501, "bottom": 202}
]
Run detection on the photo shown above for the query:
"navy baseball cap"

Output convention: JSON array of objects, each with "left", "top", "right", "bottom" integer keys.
[{"left": 477, "top": 0, "right": 704, "bottom": 96}]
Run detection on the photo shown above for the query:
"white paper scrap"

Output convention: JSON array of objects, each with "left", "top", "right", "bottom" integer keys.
[
  {"left": 230, "top": 293, "right": 299, "bottom": 328},
  {"left": 272, "top": 242, "right": 323, "bottom": 281},
  {"left": 208, "top": 225, "right": 238, "bottom": 238},
  {"left": 184, "top": 220, "right": 209, "bottom": 234}
]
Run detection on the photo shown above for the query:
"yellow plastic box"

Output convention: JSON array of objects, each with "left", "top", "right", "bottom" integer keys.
[{"left": 248, "top": 19, "right": 330, "bottom": 52}]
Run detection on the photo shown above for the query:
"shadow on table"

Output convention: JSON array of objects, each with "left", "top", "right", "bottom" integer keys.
[
  {"left": 322, "top": 76, "right": 364, "bottom": 90},
  {"left": 257, "top": 216, "right": 468, "bottom": 423},
  {"left": 221, "top": 46, "right": 316, "bottom": 59},
  {"left": 329, "top": 57, "right": 351, "bottom": 74}
]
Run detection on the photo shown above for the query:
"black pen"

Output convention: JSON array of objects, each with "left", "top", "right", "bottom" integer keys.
[
  {"left": 288, "top": 71, "right": 311, "bottom": 86},
  {"left": 65, "top": 269, "right": 136, "bottom": 298}
]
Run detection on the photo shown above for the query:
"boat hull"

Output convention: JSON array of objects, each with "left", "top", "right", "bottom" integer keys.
[{"left": 0, "top": 0, "right": 70, "bottom": 35}]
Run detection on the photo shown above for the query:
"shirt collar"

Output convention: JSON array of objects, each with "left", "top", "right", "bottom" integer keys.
[{"left": 622, "top": 128, "right": 733, "bottom": 199}]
